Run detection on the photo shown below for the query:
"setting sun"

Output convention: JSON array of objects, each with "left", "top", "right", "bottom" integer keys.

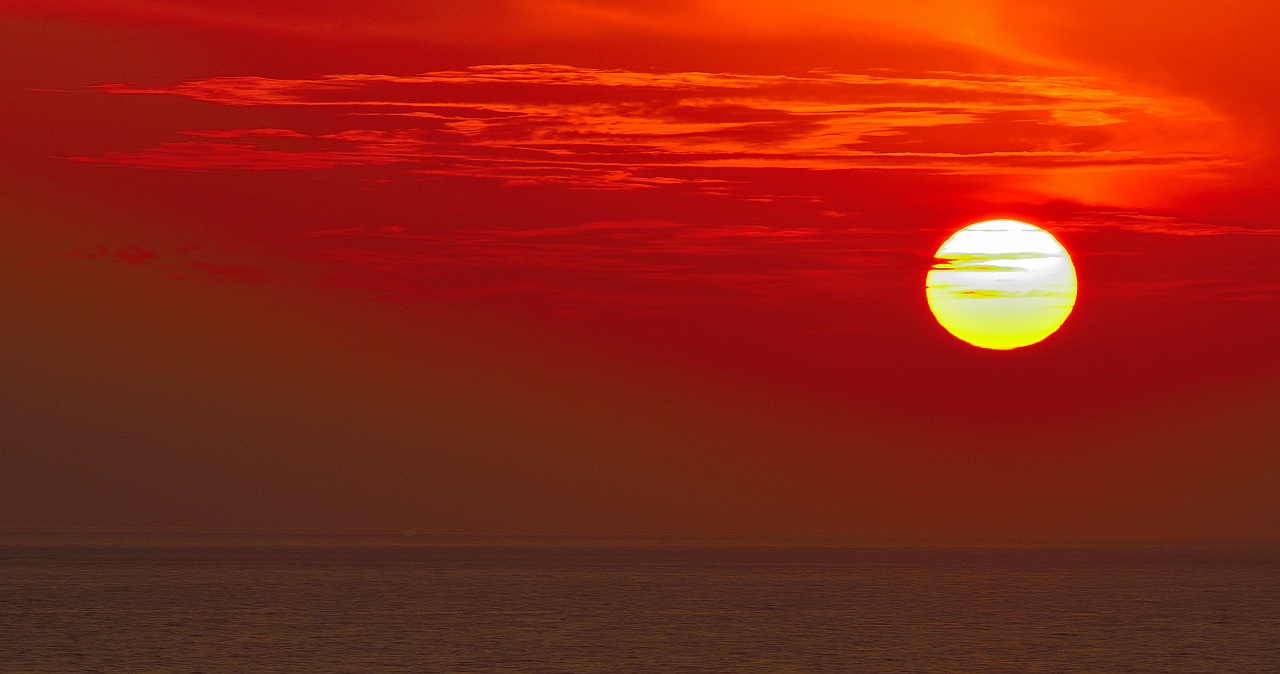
[{"left": 926, "top": 220, "right": 1077, "bottom": 350}]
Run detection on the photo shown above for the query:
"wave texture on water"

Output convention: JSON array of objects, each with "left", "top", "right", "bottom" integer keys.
[{"left": 1, "top": 543, "right": 1277, "bottom": 672}]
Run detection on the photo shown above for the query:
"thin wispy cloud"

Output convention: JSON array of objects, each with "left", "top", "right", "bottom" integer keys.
[
  {"left": 78, "top": 64, "right": 1232, "bottom": 182},
  {"left": 293, "top": 219, "right": 912, "bottom": 308},
  {"left": 61, "top": 64, "right": 1265, "bottom": 309}
]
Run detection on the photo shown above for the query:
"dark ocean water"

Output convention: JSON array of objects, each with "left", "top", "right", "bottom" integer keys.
[{"left": 1, "top": 541, "right": 1277, "bottom": 673}]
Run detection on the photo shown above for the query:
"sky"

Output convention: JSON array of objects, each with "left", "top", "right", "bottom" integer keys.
[{"left": 2, "top": 0, "right": 1278, "bottom": 540}]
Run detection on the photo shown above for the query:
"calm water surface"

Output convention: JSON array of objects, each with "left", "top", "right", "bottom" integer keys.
[{"left": 1, "top": 541, "right": 1277, "bottom": 672}]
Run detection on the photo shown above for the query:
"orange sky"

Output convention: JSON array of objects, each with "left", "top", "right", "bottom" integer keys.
[{"left": 2, "top": 1, "right": 1277, "bottom": 540}]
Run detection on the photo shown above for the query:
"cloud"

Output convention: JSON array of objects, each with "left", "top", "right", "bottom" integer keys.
[
  {"left": 77, "top": 64, "right": 1233, "bottom": 186},
  {"left": 293, "top": 219, "right": 912, "bottom": 309},
  {"left": 60, "top": 62, "right": 1267, "bottom": 310},
  {"left": 72, "top": 141, "right": 394, "bottom": 171},
  {"left": 1048, "top": 211, "right": 1280, "bottom": 236}
]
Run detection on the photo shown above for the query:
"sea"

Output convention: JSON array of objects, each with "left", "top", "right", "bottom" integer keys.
[{"left": 1, "top": 537, "right": 1277, "bottom": 673}]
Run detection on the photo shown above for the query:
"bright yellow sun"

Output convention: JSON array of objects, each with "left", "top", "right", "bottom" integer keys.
[{"left": 926, "top": 219, "right": 1077, "bottom": 350}]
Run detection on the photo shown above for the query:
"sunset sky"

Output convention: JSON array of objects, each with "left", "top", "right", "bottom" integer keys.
[{"left": 3, "top": 1, "right": 1278, "bottom": 540}]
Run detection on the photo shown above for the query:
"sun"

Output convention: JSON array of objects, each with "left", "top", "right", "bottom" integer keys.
[{"left": 926, "top": 219, "right": 1077, "bottom": 350}]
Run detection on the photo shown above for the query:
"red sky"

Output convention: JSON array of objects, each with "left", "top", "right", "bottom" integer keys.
[{"left": 2, "top": 1, "right": 1278, "bottom": 540}]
